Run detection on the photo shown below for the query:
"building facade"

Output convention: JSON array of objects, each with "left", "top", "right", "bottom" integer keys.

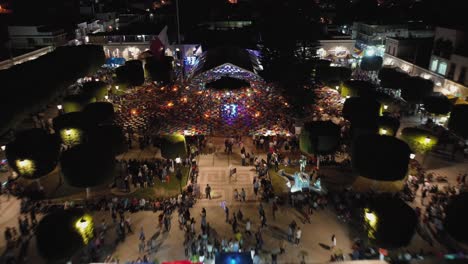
[
  {"left": 429, "top": 27, "right": 468, "bottom": 87},
  {"left": 7, "top": 26, "right": 67, "bottom": 49}
]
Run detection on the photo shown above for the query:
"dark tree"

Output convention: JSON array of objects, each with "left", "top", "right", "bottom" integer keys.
[
  {"left": 364, "top": 195, "right": 417, "bottom": 248},
  {"left": 401, "top": 76, "right": 434, "bottom": 104},
  {"left": 360, "top": 56, "right": 383, "bottom": 71},
  {"left": 316, "top": 66, "right": 352, "bottom": 85},
  {"left": 300, "top": 121, "right": 341, "bottom": 155},
  {"left": 378, "top": 67, "right": 409, "bottom": 90},
  {"left": 342, "top": 97, "right": 380, "bottom": 123},
  {"left": 6, "top": 129, "right": 60, "bottom": 179},
  {"left": 423, "top": 93, "right": 452, "bottom": 115},
  {"left": 352, "top": 135, "right": 411, "bottom": 181},
  {"left": 448, "top": 104, "right": 468, "bottom": 138},
  {"left": 60, "top": 144, "right": 115, "bottom": 189},
  {"left": 116, "top": 60, "right": 145, "bottom": 87},
  {"left": 36, "top": 208, "right": 93, "bottom": 263},
  {"left": 62, "top": 93, "right": 96, "bottom": 113},
  {"left": 87, "top": 125, "right": 127, "bottom": 156},
  {"left": 81, "top": 81, "right": 108, "bottom": 101},
  {"left": 341, "top": 80, "right": 376, "bottom": 97},
  {"left": 444, "top": 192, "right": 468, "bottom": 244},
  {"left": 145, "top": 56, "right": 173, "bottom": 84},
  {"left": 0, "top": 45, "right": 104, "bottom": 135},
  {"left": 377, "top": 115, "right": 400, "bottom": 136},
  {"left": 83, "top": 102, "right": 115, "bottom": 126}
]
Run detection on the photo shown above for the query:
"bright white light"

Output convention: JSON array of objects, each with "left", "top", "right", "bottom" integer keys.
[
  {"left": 410, "top": 153, "right": 416, "bottom": 159},
  {"left": 383, "top": 104, "right": 388, "bottom": 110},
  {"left": 424, "top": 137, "right": 431, "bottom": 144},
  {"left": 1, "top": 145, "right": 5, "bottom": 151},
  {"left": 65, "top": 129, "right": 72, "bottom": 136},
  {"left": 175, "top": 48, "right": 180, "bottom": 52},
  {"left": 57, "top": 104, "right": 63, "bottom": 110},
  {"left": 175, "top": 157, "right": 181, "bottom": 164},
  {"left": 335, "top": 86, "right": 339, "bottom": 90},
  {"left": 380, "top": 129, "right": 387, "bottom": 135},
  {"left": 346, "top": 96, "right": 350, "bottom": 99},
  {"left": 104, "top": 95, "right": 109, "bottom": 100},
  {"left": 365, "top": 49, "right": 375, "bottom": 56}
]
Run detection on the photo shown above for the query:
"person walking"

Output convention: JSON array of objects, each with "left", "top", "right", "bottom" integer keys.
[
  {"left": 295, "top": 227, "right": 302, "bottom": 246},
  {"left": 331, "top": 234, "right": 336, "bottom": 249},
  {"left": 260, "top": 214, "right": 267, "bottom": 228},
  {"left": 241, "top": 188, "right": 246, "bottom": 202},
  {"left": 245, "top": 218, "right": 252, "bottom": 236},
  {"left": 225, "top": 206, "right": 230, "bottom": 223},
  {"left": 205, "top": 184, "right": 212, "bottom": 200}
]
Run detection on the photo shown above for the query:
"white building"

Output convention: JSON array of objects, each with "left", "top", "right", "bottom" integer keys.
[
  {"left": 8, "top": 25, "right": 67, "bottom": 49},
  {"left": 429, "top": 27, "right": 468, "bottom": 86}
]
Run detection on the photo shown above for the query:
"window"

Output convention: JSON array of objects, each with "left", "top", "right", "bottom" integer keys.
[
  {"left": 459, "top": 67, "right": 467, "bottom": 84},
  {"left": 448, "top": 63, "right": 456, "bottom": 79},
  {"left": 430, "top": 59, "right": 438, "bottom": 72},
  {"left": 438, "top": 62, "right": 448, "bottom": 75}
]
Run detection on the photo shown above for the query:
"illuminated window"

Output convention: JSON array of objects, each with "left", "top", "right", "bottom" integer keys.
[
  {"left": 430, "top": 59, "right": 438, "bottom": 72},
  {"left": 438, "top": 62, "right": 447, "bottom": 75}
]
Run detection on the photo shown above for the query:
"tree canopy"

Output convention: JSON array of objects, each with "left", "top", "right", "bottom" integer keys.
[
  {"left": 300, "top": 121, "right": 341, "bottom": 155},
  {"left": 444, "top": 192, "right": 468, "bottom": 244},
  {"left": 448, "top": 104, "right": 468, "bottom": 139},
  {"left": 377, "top": 115, "right": 400, "bottom": 137},
  {"left": 87, "top": 125, "right": 127, "bottom": 156},
  {"left": 364, "top": 195, "right": 417, "bottom": 248},
  {"left": 360, "top": 56, "right": 383, "bottom": 71},
  {"left": 401, "top": 76, "right": 434, "bottom": 104},
  {"left": 60, "top": 144, "right": 115, "bottom": 188},
  {"left": 81, "top": 81, "right": 108, "bottom": 101},
  {"left": 352, "top": 135, "right": 411, "bottom": 181},
  {"left": 160, "top": 134, "right": 188, "bottom": 159},
  {"left": 0, "top": 45, "right": 104, "bottom": 135},
  {"left": 36, "top": 208, "right": 93, "bottom": 262},
  {"left": 145, "top": 56, "right": 173, "bottom": 84},
  {"left": 340, "top": 80, "right": 376, "bottom": 98},
  {"left": 6, "top": 129, "right": 60, "bottom": 179},
  {"left": 423, "top": 93, "right": 452, "bottom": 115},
  {"left": 116, "top": 60, "right": 145, "bottom": 87},
  {"left": 378, "top": 67, "right": 409, "bottom": 90},
  {"left": 315, "top": 66, "right": 352, "bottom": 85},
  {"left": 83, "top": 102, "right": 115, "bottom": 126},
  {"left": 342, "top": 96, "right": 381, "bottom": 123}
]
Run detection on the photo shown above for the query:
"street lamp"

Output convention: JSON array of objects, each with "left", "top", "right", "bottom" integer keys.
[
  {"left": 1, "top": 145, "right": 5, "bottom": 151},
  {"left": 104, "top": 95, "right": 109, "bottom": 100},
  {"left": 383, "top": 104, "right": 388, "bottom": 110},
  {"left": 115, "top": 85, "right": 119, "bottom": 90},
  {"left": 380, "top": 129, "right": 387, "bottom": 135},
  {"left": 409, "top": 153, "right": 416, "bottom": 160},
  {"left": 335, "top": 85, "right": 339, "bottom": 90},
  {"left": 57, "top": 105, "right": 62, "bottom": 110},
  {"left": 424, "top": 136, "right": 431, "bottom": 144},
  {"left": 346, "top": 96, "right": 350, "bottom": 99}
]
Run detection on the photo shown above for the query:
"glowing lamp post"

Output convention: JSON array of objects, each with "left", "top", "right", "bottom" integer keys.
[
  {"left": 335, "top": 85, "right": 339, "bottom": 90},
  {"left": 57, "top": 104, "right": 63, "bottom": 115},
  {"left": 104, "top": 95, "right": 109, "bottom": 101},
  {"left": 409, "top": 153, "right": 416, "bottom": 160},
  {"left": 0, "top": 145, "right": 5, "bottom": 151},
  {"left": 383, "top": 104, "right": 388, "bottom": 110},
  {"left": 115, "top": 85, "right": 119, "bottom": 90},
  {"left": 380, "top": 128, "right": 387, "bottom": 135},
  {"left": 424, "top": 136, "right": 431, "bottom": 144}
]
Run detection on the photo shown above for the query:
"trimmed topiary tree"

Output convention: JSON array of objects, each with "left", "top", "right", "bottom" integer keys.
[
  {"left": 401, "top": 77, "right": 434, "bottom": 104},
  {"left": 316, "top": 66, "right": 352, "bottom": 86},
  {"left": 160, "top": 134, "right": 187, "bottom": 159},
  {"left": 53, "top": 112, "right": 88, "bottom": 146},
  {"left": 116, "top": 60, "right": 145, "bottom": 87},
  {"left": 6, "top": 128, "right": 60, "bottom": 180},
  {"left": 87, "top": 125, "right": 127, "bottom": 156},
  {"left": 60, "top": 144, "right": 115, "bottom": 198},
  {"left": 62, "top": 94, "right": 96, "bottom": 113},
  {"left": 377, "top": 115, "right": 400, "bottom": 136},
  {"left": 83, "top": 102, "right": 115, "bottom": 126},
  {"left": 444, "top": 192, "right": 468, "bottom": 245},
  {"left": 360, "top": 56, "right": 383, "bottom": 71},
  {"left": 352, "top": 134, "right": 411, "bottom": 182},
  {"left": 36, "top": 208, "right": 94, "bottom": 263},
  {"left": 378, "top": 67, "right": 409, "bottom": 90},
  {"left": 81, "top": 81, "right": 108, "bottom": 101},
  {"left": 300, "top": 121, "right": 341, "bottom": 168},
  {"left": 342, "top": 97, "right": 380, "bottom": 123},
  {"left": 340, "top": 80, "right": 376, "bottom": 98},
  {"left": 363, "top": 195, "right": 417, "bottom": 248},
  {"left": 448, "top": 104, "right": 468, "bottom": 138},
  {"left": 423, "top": 93, "right": 452, "bottom": 115},
  {"left": 400, "top": 127, "right": 438, "bottom": 154}
]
